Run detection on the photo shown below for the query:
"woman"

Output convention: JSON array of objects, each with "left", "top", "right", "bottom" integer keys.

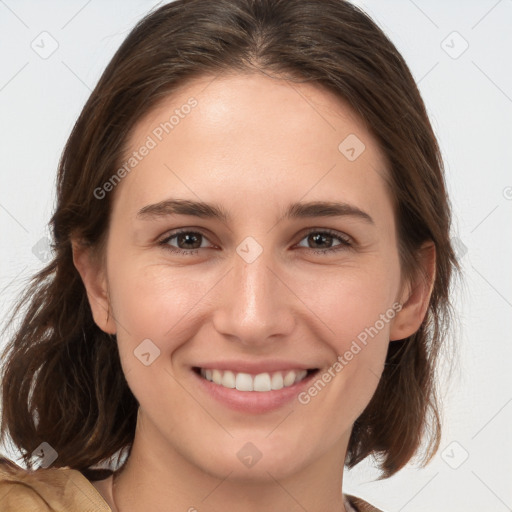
[{"left": 0, "top": 0, "right": 458, "bottom": 511}]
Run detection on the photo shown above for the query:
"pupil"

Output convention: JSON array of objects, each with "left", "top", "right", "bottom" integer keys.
[
  {"left": 310, "top": 233, "right": 331, "bottom": 249},
  {"left": 179, "top": 233, "right": 200, "bottom": 249}
]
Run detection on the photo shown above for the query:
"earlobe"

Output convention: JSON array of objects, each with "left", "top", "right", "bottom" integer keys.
[
  {"left": 71, "top": 240, "right": 117, "bottom": 335},
  {"left": 389, "top": 242, "right": 436, "bottom": 341}
]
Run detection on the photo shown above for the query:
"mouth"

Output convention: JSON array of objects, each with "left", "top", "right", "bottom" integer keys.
[
  {"left": 191, "top": 366, "right": 320, "bottom": 414},
  {"left": 193, "top": 367, "right": 319, "bottom": 392}
]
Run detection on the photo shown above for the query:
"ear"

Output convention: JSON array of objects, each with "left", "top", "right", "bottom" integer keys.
[
  {"left": 389, "top": 242, "right": 436, "bottom": 341},
  {"left": 71, "top": 240, "right": 117, "bottom": 335}
]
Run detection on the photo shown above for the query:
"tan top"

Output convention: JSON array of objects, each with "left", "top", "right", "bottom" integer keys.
[{"left": 0, "top": 458, "right": 384, "bottom": 511}]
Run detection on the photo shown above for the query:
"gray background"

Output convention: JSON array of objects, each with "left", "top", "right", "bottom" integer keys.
[{"left": 0, "top": 1, "right": 511, "bottom": 510}]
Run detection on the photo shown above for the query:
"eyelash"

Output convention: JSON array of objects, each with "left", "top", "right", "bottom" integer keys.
[{"left": 158, "top": 228, "right": 353, "bottom": 256}]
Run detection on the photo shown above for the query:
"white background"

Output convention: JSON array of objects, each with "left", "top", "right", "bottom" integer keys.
[{"left": 0, "top": 1, "right": 511, "bottom": 511}]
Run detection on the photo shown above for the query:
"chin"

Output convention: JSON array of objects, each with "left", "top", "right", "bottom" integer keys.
[{"left": 187, "top": 435, "right": 311, "bottom": 483}]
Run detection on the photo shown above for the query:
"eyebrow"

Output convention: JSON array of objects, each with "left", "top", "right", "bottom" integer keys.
[{"left": 136, "top": 199, "right": 374, "bottom": 225}]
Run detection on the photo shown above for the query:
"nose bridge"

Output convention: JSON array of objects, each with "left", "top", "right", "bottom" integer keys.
[{"left": 212, "top": 248, "right": 295, "bottom": 344}]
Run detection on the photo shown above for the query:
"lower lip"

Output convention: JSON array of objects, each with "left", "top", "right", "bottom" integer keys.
[{"left": 192, "top": 368, "right": 319, "bottom": 414}]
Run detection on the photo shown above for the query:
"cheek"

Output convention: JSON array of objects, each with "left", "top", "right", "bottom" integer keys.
[
  {"left": 292, "top": 260, "right": 400, "bottom": 346},
  {"left": 106, "top": 262, "right": 205, "bottom": 411},
  {"left": 108, "top": 261, "right": 209, "bottom": 343},
  {"left": 294, "top": 268, "right": 398, "bottom": 423}
]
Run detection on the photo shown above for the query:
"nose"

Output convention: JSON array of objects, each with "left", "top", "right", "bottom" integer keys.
[{"left": 212, "top": 248, "right": 296, "bottom": 347}]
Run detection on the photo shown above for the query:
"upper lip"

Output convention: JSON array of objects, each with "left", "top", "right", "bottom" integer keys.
[{"left": 192, "top": 360, "right": 319, "bottom": 375}]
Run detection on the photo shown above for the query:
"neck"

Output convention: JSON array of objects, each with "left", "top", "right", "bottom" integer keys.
[{"left": 107, "top": 414, "right": 350, "bottom": 512}]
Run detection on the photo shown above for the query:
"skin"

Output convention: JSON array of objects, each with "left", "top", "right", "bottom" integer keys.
[{"left": 73, "top": 72, "right": 435, "bottom": 512}]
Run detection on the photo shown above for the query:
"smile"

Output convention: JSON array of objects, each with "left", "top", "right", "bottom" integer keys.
[
  {"left": 192, "top": 364, "right": 321, "bottom": 413},
  {"left": 197, "top": 367, "right": 314, "bottom": 392}
]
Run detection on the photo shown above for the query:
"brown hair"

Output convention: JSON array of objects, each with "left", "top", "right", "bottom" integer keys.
[{"left": 0, "top": 0, "right": 458, "bottom": 481}]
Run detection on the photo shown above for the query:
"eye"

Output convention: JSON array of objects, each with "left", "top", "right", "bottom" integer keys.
[
  {"left": 158, "top": 228, "right": 353, "bottom": 256},
  {"left": 159, "top": 230, "right": 213, "bottom": 254},
  {"left": 296, "top": 229, "right": 352, "bottom": 254}
]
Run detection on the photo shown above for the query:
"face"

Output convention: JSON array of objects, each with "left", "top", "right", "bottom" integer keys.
[{"left": 78, "top": 72, "right": 425, "bottom": 483}]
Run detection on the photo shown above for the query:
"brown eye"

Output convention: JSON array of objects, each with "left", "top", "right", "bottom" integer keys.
[
  {"left": 296, "top": 230, "right": 352, "bottom": 254},
  {"left": 160, "top": 230, "right": 211, "bottom": 253},
  {"left": 174, "top": 232, "right": 203, "bottom": 250}
]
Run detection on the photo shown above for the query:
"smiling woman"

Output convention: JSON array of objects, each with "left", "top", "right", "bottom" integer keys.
[{"left": 0, "top": 1, "right": 458, "bottom": 511}]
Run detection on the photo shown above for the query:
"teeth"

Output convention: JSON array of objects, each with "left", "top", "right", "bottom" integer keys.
[
  {"left": 253, "top": 373, "right": 271, "bottom": 391},
  {"left": 199, "top": 368, "right": 309, "bottom": 392},
  {"left": 212, "top": 369, "right": 222, "bottom": 385},
  {"left": 236, "top": 373, "right": 253, "bottom": 391},
  {"left": 222, "top": 370, "right": 236, "bottom": 389},
  {"left": 284, "top": 370, "right": 297, "bottom": 387},
  {"left": 271, "top": 372, "right": 284, "bottom": 389}
]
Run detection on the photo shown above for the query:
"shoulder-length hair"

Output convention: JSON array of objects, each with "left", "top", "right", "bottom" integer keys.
[{"left": 1, "top": 0, "right": 458, "bottom": 481}]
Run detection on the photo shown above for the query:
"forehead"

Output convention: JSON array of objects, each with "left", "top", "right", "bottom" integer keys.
[{"left": 113, "top": 72, "right": 392, "bottom": 223}]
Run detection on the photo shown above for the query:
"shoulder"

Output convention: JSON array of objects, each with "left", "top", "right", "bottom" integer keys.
[
  {"left": 0, "top": 457, "right": 111, "bottom": 512},
  {"left": 346, "top": 493, "right": 386, "bottom": 512}
]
